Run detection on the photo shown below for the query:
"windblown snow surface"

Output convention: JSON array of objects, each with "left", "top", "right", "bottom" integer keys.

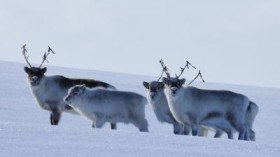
[{"left": 0, "top": 61, "right": 280, "bottom": 157}]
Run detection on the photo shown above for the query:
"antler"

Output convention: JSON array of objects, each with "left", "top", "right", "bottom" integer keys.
[
  {"left": 157, "top": 68, "right": 165, "bottom": 82},
  {"left": 186, "top": 60, "right": 196, "bottom": 69},
  {"left": 188, "top": 70, "right": 205, "bottom": 85},
  {"left": 175, "top": 60, "right": 196, "bottom": 78},
  {"left": 159, "top": 59, "right": 171, "bottom": 79},
  {"left": 39, "top": 46, "right": 55, "bottom": 68},
  {"left": 22, "top": 44, "right": 33, "bottom": 67}
]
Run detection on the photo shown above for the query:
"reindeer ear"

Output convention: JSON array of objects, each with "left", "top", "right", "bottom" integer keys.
[
  {"left": 41, "top": 67, "right": 47, "bottom": 74},
  {"left": 179, "top": 78, "right": 186, "bottom": 86},
  {"left": 143, "top": 82, "right": 149, "bottom": 89},
  {"left": 24, "top": 67, "right": 31, "bottom": 74}
]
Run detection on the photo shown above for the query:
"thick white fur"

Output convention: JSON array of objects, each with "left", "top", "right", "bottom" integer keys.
[
  {"left": 165, "top": 86, "right": 254, "bottom": 140},
  {"left": 29, "top": 75, "right": 115, "bottom": 114},
  {"left": 65, "top": 86, "right": 149, "bottom": 132},
  {"left": 145, "top": 83, "right": 189, "bottom": 135},
  {"left": 30, "top": 75, "right": 77, "bottom": 114},
  {"left": 25, "top": 66, "right": 116, "bottom": 128},
  {"left": 144, "top": 82, "right": 224, "bottom": 137}
]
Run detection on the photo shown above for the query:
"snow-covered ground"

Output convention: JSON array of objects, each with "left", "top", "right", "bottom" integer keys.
[{"left": 0, "top": 61, "right": 280, "bottom": 157}]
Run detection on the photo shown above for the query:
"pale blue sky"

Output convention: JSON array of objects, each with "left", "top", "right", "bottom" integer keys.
[{"left": 1, "top": 0, "right": 280, "bottom": 88}]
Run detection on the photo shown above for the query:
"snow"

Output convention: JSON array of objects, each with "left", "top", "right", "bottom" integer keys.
[{"left": 1, "top": 61, "right": 280, "bottom": 157}]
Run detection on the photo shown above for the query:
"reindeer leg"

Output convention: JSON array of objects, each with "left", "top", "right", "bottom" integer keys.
[
  {"left": 50, "top": 109, "right": 61, "bottom": 126},
  {"left": 132, "top": 117, "right": 149, "bottom": 132},
  {"left": 95, "top": 120, "right": 106, "bottom": 128},
  {"left": 227, "top": 130, "right": 234, "bottom": 139},
  {"left": 92, "top": 121, "right": 96, "bottom": 128},
  {"left": 110, "top": 123, "right": 117, "bottom": 130},
  {"left": 198, "top": 126, "right": 209, "bottom": 137},
  {"left": 50, "top": 113, "right": 54, "bottom": 125},
  {"left": 173, "top": 123, "right": 183, "bottom": 135},
  {"left": 183, "top": 124, "right": 191, "bottom": 135},
  {"left": 214, "top": 129, "right": 223, "bottom": 138},
  {"left": 95, "top": 113, "right": 106, "bottom": 129},
  {"left": 238, "top": 128, "right": 246, "bottom": 140},
  {"left": 249, "top": 129, "right": 256, "bottom": 141},
  {"left": 242, "top": 127, "right": 250, "bottom": 141},
  {"left": 191, "top": 124, "right": 198, "bottom": 136}
]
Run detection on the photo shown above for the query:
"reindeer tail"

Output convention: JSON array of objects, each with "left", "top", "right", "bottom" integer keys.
[{"left": 246, "top": 101, "right": 259, "bottom": 128}]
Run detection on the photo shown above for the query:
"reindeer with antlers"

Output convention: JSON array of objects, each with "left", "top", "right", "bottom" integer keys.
[
  {"left": 144, "top": 60, "right": 222, "bottom": 137},
  {"left": 143, "top": 65, "right": 191, "bottom": 135},
  {"left": 22, "top": 45, "right": 117, "bottom": 129},
  {"left": 162, "top": 60, "right": 258, "bottom": 141}
]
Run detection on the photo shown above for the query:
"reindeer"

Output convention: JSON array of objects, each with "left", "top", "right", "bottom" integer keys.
[
  {"left": 143, "top": 68, "right": 190, "bottom": 135},
  {"left": 22, "top": 45, "right": 117, "bottom": 129},
  {"left": 161, "top": 60, "right": 258, "bottom": 141},
  {"left": 64, "top": 85, "right": 149, "bottom": 132}
]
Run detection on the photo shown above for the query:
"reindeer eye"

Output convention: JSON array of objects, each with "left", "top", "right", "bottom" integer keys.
[{"left": 73, "top": 92, "right": 79, "bottom": 96}]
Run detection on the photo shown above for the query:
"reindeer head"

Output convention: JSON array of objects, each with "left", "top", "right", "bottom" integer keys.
[
  {"left": 64, "top": 84, "right": 86, "bottom": 105},
  {"left": 161, "top": 60, "right": 204, "bottom": 96},
  {"left": 162, "top": 77, "right": 186, "bottom": 96},
  {"left": 24, "top": 67, "right": 47, "bottom": 86},
  {"left": 143, "top": 60, "right": 168, "bottom": 102},
  {"left": 143, "top": 81, "right": 165, "bottom": 102},
  {"left": 22, "top": 44, "right": 54, "bottom": 86}
]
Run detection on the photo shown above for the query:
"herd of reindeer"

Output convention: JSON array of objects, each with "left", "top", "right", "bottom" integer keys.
[{"left": 22, "top": 45, "right": 259, "bottom": 141}]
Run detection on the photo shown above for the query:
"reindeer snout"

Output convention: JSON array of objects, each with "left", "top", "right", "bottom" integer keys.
[
  {"left": 30, "top": 76, "right": 40, "bottom": 86},
  {"left": 150, "top": 92, "right": 156, "bottom": 99},
  {"left": 31, "top": 76, "right": 39, "bottom": 82},
  {"left": 171, "top": 87, "right": 178, "bottom": 95}
]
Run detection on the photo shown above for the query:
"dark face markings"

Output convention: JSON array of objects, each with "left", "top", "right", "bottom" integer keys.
[
  {"left": 163, "top": 77, "right": 184, "bottom": 88},
  {"left": 24, "top": 67, "right": 47, "bottom": 86},
  {"left": 147, "top": 82, "right": 164, "bottom": 92}
]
